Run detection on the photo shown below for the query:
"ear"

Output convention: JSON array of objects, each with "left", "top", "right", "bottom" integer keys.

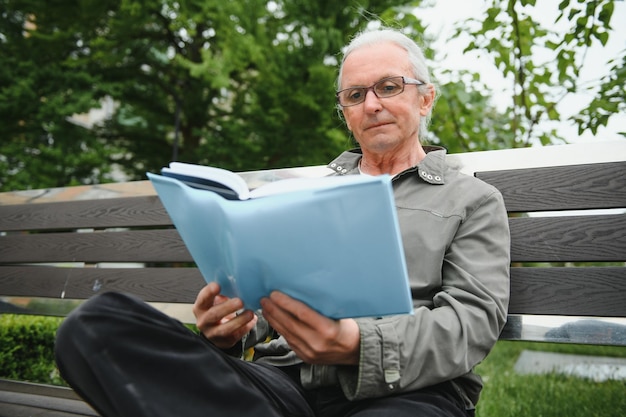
[{"left": 419, "top": 84, "right": 436, "bottom": 117}]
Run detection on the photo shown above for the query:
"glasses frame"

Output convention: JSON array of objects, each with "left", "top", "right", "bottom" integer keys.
[{"left": 336, "top": 76, "right": 425, "bottom": 107}]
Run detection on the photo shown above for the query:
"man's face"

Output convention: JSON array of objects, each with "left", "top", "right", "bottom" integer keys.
[{"left": 340, "top": 42, "right": 432, "bottom": 154}]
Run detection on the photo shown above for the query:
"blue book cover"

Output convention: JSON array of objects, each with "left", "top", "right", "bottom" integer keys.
[{"left": 147, "top": 168, "right": 412, "bottom": 319}]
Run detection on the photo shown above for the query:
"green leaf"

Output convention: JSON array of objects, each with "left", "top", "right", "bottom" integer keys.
[
  {"left": 595, "top": 31, "right": 609, "bottom": 46},
  {"left": 599, "top": 1, "right": 615, "bottom": 25}
]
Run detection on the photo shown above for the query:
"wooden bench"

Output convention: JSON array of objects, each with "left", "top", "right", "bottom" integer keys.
[{"left": 1, "top": 142, "right": 625, "bottom": 416}]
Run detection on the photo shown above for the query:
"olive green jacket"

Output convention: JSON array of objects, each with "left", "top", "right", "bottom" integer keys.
[{"left": 249, "top": 147, "right": 511, "bottom": 407}]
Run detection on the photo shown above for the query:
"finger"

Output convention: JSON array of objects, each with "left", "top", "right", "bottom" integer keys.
[
  {"left": 209, "top": 309, "right": 254, "bottom": 334},
  {"left": 200, "top": 297, "right": 245, "bottom": 328},
  {"left": 267, "top": 291, "right": 325, "bottom": 329},
  {"left": 229, "top": 311, "right": 258, "bottom": 340},
  {"left": 193, "top": 282, "right": 221, "bottom": 312},
  {"left": 213, "top": 294, "right": 230, "bottom": 306},
  {"left": 261, "top": 300, "right": 300, "bottom": 351},
  {"left": 204, "top": 310, "right": 258, "bottom": 348},
  {"left": 261, "top": 295, "right": 308, "bottom": 343},
  {"left": 193, "top": 283, "right": 245, "bottom": 325},
  {"left": 261, "top": 303, "right": 320, "bottom": 363}
]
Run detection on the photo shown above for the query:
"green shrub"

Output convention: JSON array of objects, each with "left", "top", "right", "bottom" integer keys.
[{"left": 0, "top": 314, "right": 66, "bottom": 386}]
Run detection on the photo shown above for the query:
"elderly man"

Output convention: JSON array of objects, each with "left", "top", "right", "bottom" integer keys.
[{"left": 55, "top": 28, "right": 510, "bottom": 417}]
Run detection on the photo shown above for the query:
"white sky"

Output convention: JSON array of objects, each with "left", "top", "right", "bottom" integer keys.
[{"left": 415, "top": 0, "right": 626, "bottom": 144}]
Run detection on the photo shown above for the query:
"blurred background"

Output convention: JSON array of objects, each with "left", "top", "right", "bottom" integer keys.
[{"left": 1, "top": 0, "right": 624, "bottom": 191}]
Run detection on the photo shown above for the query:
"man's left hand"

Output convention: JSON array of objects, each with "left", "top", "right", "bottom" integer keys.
[{"left": 260, "top": 291, "right": 360, "bottom": 365}]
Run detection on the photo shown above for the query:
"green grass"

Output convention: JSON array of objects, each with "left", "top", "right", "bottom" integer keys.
[{"left": 475, "top": 340, "right": 626, "bottom": 417}]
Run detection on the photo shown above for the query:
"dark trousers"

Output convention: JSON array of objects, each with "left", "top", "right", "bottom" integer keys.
[{"left": 55, "top": 292, "right": 471, "bottom": 417}]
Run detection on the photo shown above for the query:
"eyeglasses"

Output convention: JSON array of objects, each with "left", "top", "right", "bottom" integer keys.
[{"left": 336, "top": 76, "right": 425, "bottom": 107}]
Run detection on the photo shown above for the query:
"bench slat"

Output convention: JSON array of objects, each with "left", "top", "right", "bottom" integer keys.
[
  {"left": 0, "top": 378, "right": 97, "bottom": 416},
  {"left": 510, "top": 214, "right": 626, "bottom": 262},
  {"left": 0, "top": 196, "right": 170, "bottom": 232},
  {"left": 509, "top": 266, "right": 626, "bottom": 316},
  {"left": 4, "top": 214, "right": 624, "bottom": 264},
  {"left": 0, "top": 230, "right": 192, "bottom": 264},
  {"left": 0, "top": 378, "right": 82, "bottom": 401},
  {"left": 0, "top": 393, "right": 98, "bottom": 417},
  {"left": 476, "top": 161, "right": 626, "bottom": 212},
  {"left": 0, "top": 266, "right": 203, "bottom": 303},
  {"left": 4, "top": 265, "right": 625, "bottom": 317}
]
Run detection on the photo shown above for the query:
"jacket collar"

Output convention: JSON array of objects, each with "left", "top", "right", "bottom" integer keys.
[{"left": 327, "top": 146, "right": 447, "bottom": 184}]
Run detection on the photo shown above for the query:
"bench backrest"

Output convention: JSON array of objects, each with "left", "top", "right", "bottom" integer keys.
[{"left": 1, "top": 142, "right": 625, "bottom": 346}]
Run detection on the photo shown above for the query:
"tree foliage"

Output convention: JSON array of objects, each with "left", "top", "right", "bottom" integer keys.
[
  {"left": 450, "top": 0, "right": 623, "bottom": 148},
  {"left": 0, "top": 0, "right": 623, "bottom": 190},
  {"left": 0, "top": 0, "right": 118, "bottom": 189}
]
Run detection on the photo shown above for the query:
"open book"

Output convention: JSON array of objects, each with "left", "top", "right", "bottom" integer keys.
[
  {"left": 161, "top": 162, "right": 370, "bottom": 200},
  {"left": 147, "top": 162, "right": 413, "bottom": 319}
]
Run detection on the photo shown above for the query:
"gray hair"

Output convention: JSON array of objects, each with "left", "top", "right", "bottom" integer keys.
[{"left": 337, "top": 28, "right": 437, "bottom": 138}]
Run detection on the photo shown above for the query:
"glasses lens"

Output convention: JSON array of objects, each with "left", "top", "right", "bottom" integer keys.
[
  {"left": 337, "top": 77, "right": 406, "bottom": 106},
  {"left": 339, "top": 88, "right": 366, "bottom": 106},
  {"left": 374, "top": 77, "right": 404, "bottom": 98}
]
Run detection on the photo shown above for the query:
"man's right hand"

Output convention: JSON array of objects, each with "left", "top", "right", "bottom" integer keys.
[{"left": 193, "top": 282, "right": 257, "bottom": 349}]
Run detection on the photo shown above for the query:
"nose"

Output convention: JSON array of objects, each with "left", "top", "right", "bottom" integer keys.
[{"left": 362, "top": 89, "right": 383, "bottom": 112}]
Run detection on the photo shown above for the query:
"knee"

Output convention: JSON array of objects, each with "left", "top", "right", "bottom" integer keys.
[
  {"left": 77, "top": 291, "right": 143, "bottom": 314},
  {"left": 56, "top": 292, "right": 139, "bottom": 350}
]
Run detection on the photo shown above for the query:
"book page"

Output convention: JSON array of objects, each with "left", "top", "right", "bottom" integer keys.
[
  {"left": 164, "top": 162, "right": 378, "bottom": 200},
  {"left": 166, "top": 162, "right": 251, "bottom": 199}
]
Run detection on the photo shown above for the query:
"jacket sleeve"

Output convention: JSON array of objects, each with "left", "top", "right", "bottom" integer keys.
[{"left": 336, "top": 190, "right": 510, "bottom": 400}]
